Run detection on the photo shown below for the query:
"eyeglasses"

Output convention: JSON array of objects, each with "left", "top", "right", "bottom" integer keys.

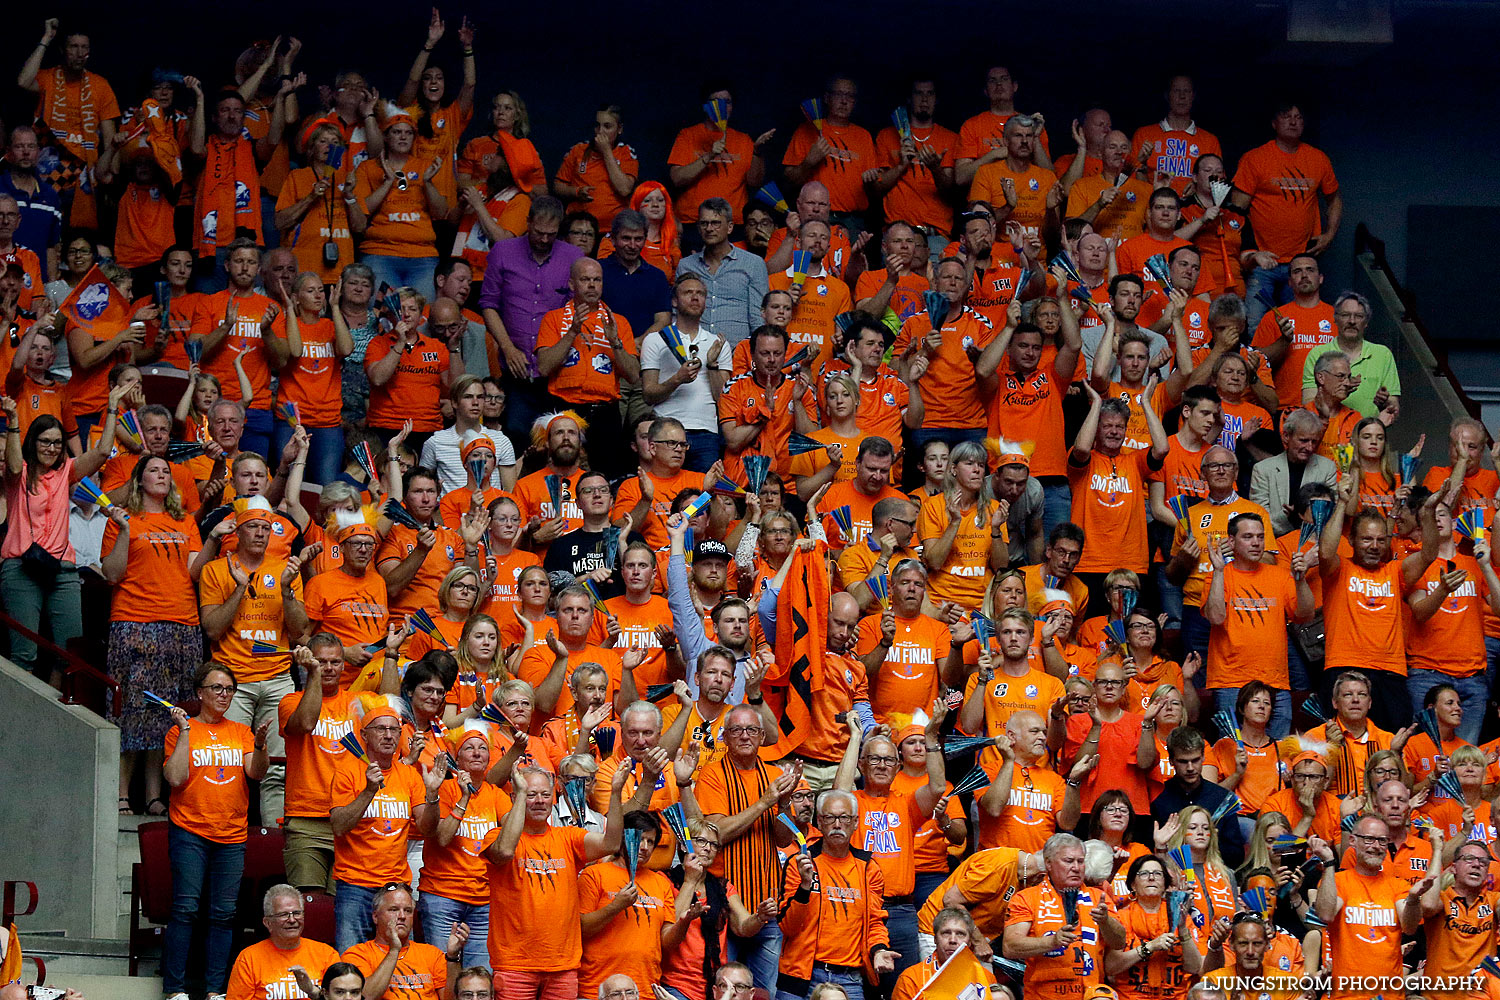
[
  {"left": 381, "top": 881, "right": 413, "bottom": 893},
  {"left": 790, "top": 791, "right": 815, "bottom": 801},
  {"left": 484, "top": 394, "right": 505, "bottom": 402},
  {"left": 717, "top": 985, "right": 755, "bottom": 995},
  {"left": 819, "top": 814, "right": 856, "bottom": 825},
  {"left": 652, "top": 439, "right": 689, "bottom": 450},
  {"left": 604, "top": 990, "right": 639, "bottom": 999},
  {"left": 1292, "top": 772, "right": 1326, "bottom": 782},
  {"left": 1134, "top": 870, "right": 1166, "bottom": 881},
  {"left": 269, "top": 908, "right": 304, "bottom": 920},
  {"left": 345, "top": 538, "right": 376, "bottom": 548},
  {"left": 366, "top": 725, "right": 402, "bottom": 736},
  {"left": 200, "top": 683, "right": 236, "bottom": 695},
  {"left": 1349, "top": 833, "right": 1388, "bottom": 846},
  {"left": 863, "top": 755, "right": 898, "bottom": 766},
  {"left": 451, "top": 582, "right": 481, "bottom": 593},
  {"left": 1095, "top": 678, "right": 1126, "bottom": 688},
  {"left": 1127, "top": 622, "right": 1155, "bottom": 631},
  {"left": 1203, "top": 462, "right": 1237, "bottom": 471},
  {"left": 578, "top": 485, "right": 611, "bottom": 497},
  {"left": 726, "top": 726, "right": 761, "bottom": 736},
  {"left": 693, "top": 837, "right": 722, "bottom": 850},
  {"left": 890, "top": 517, "right": 916, "bottom": 528}
]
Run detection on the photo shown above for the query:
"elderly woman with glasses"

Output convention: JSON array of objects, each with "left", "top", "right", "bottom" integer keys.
[
  {"left": 661, "top": 819, "right": 778, "bottom": 1000},
  {"left": 1106, "top": 854, "right": 1207, "bottom": 999},
  {"left": 161, "top": 663, "right": 272, "bottom": 1000}
]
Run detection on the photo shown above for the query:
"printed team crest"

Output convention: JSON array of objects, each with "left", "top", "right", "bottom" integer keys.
[
  {"left": 1125, "top": 191, "right": 1137, "bottom": 202},
  {"left": 271, "top": 521, "right": 286, "bottom": 536},
  {"left": 962, "top": 336, "right": 975, "bottom": 351},
  {"left": 1028, "top": 178, "right": 1039, "bottom": 191},
  {"left": 817, "top": 284, "right": 828, "bottom": 295},
  {"left": 1025, "top": 684, "right": 1038, "bottom": 698},
  {"left": 261, "top": 573, "right": 276, "bottom": 590},
  {"left": 1189, "top": 313, "right": 1203, "bottom": 328},
  {"left": 883, "top": 392, "right": 896, "bottom": 405},
  {"left": 1189, "top": 143, "right": 1200, "bottom": 157},
  {"left": 234, "top": 181, "right": 252, "bottom": 211},
  {"left": 446, "top": 545, "right": 456, "bottom": 561},
  {"left": 202, "top": 210, "right": 218, "bottom": 241},
  {"left": 1278, "top": 955, "right": 1291, "bottom": 971},
  {"left": 1228, "top": 218, "right": 1242, "bottom": 230},
  {"left": 592, "top": 353, "right": 614, "bottom": 375},
  {"left": 844, "top": 668, "right": 854, "bottom": 684},
  {"left": 1318, "top": 319, "right": 1332, "bottom": 332},
  {"left": 75, "top": 282, "right": 111, "bottom": 320},
  {"left": 564, "top": 348, "right": 581, "bottom": 367}
]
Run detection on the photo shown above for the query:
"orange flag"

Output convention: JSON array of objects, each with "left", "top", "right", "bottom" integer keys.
[
  {"left": 58, "top": 265, "right": 131, "bottom": 337},
  {"left": 765, "top": 540, "right": 829, "bottom": 758}
]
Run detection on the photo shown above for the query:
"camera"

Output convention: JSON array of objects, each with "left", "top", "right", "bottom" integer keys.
[{"left": 323, "top": 240, "right": 340, "bottom": 267}]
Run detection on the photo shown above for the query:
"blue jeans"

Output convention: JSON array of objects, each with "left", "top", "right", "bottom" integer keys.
[
  {"left": 1209, "top": 686, "right": 1293, "bottom": 739},
  {"left": 273, "top": 420, "right": 345, "bottom": 487},
  {"left": 0, "top": 560, "right": 81, "bottom": 680},
  {"left": 683, "top": 429, "right": 724, "bottom": 473},
  {"left": 732, "top": 916, "right": 783, "bottom": 991},
  {"left": 884, "top": 901, "right": 920, "bottom": 981},
  {"left": 1407, "top": 668, "right": 1487, "bottom": 745},
  {"left": 333, "top": 880, "right": 380, "bottom": 953},
  {"left": 261, "top": 194, "right": 280, "bottom": 249},
  {"left": 1245, "top": 262, "right": 1291, "bottom": 340},
  {"left": 194, "top": 245, "right": 237, "bottom": 294},
  {"left": 500, "top": 375, "right": 553, "bottom": 448},
  {"left": 1182, "top": 604, "right": 1211, "bottom": 671},
  {"left": 913, "top": 870, "right": 948, "bottom": 913},
  {"left": 1041, "top": 481, "right": 1073, "bottom": 540},
  {"left": 1287, "top": 633, "right": 1312, "bottom": 692},
  {"left": 164, "top": 824, "right": 245, "bottom": 994},
  {"left": 1156, "top": 566, "right": 1185, "bottom": 632},
  {"left": 924, "top": 234, "right": 951, "bottom": 268},
  {"left": 363, "top": 254, "right": 438, "bottom": 301},
  {"left": 777, "top": 966, "right": 863, "bottom": 1000},
  {"left": 242, "top": 406, "right": 274, "bottom": 464},
  {"left": 418, "top": 891, "right": 491, "bottom": 968}
]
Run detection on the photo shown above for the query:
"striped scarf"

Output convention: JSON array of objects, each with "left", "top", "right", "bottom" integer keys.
[
  {"left": 43, "top": 67, "right": 99, "bottom": 163},
  {"left": 714, "top": 755, "right": 778, "bottom": 906}
]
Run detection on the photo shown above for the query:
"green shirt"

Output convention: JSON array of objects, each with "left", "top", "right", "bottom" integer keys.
[{"left": 1301, "top": 339, "right": 1400, "bottom": 417}]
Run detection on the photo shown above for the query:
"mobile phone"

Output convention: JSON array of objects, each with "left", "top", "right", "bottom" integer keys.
[{"left": 28, "top": 987, "right": 65, "bottom": 1000}]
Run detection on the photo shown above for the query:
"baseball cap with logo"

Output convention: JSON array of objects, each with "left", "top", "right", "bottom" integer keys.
[{"left": 693, "top": 539, "right": 731, "bottom": 563}]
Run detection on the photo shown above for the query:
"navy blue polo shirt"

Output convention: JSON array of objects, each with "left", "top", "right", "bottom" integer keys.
[
  {"left": 599, "top": 253, "right": 671, "bottom": 340},
  {"left": 0, "top": 172, "right": 62, "bottom": 279}
]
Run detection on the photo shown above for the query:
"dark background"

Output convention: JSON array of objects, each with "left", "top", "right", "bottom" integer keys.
[{"left": 2, "top": 0, "right": 1497, "bottom": 335}]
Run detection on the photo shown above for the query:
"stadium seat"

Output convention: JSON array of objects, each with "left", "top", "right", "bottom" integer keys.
[{"left": 128, "top": 821, "right": 171, "bottom": 976}]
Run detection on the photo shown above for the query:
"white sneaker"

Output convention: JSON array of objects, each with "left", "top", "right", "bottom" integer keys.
[
  {"left": 165, "top": 994, "right": 190, "bottom": 1000},
  {"left": 207, "top": 994, "right": 228, "bottom": 1000}
]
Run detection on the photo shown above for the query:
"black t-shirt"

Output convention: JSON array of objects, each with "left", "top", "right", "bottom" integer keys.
[{"left": 542, "top": 526, "right": 645, "bottom": 598}]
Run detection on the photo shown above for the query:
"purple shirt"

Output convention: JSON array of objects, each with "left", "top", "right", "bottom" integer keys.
[{"left": 477, "top": 235, "right": 584, "bottom": 373}]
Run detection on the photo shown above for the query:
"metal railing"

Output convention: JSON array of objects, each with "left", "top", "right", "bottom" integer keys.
[{"left": 0, "top": 609, "right": 121, "bottom": 717}]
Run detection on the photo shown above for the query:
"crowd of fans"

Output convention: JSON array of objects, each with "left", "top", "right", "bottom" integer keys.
[{"left": 5, "top": 11, "right": 1500, "bottom": 1000}]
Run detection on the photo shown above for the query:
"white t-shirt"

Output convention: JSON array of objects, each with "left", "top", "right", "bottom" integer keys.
[
  {"left": 639, "top": 322, "right": 732, "bottom": 432},
  {"left": 420, "top": 425, "right": 517, "bottom": 493}
]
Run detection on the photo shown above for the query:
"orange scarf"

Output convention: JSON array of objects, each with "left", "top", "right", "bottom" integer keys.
[
  {"left": 767, "top": 541, "right": 829, "bottom": 757},
  {"left": 496, "top": 131, "right": 545, "bottom": 192},
  {"left": 42, "top": 67, "right": 99, "bottom": 164},
  {"left": 194, "top": 134, "right": 262, "bottom": 256}
]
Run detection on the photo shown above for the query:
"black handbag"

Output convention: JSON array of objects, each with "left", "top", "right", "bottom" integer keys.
[{"left": 20, "top": 541, "right": 62, "bottom": 578}]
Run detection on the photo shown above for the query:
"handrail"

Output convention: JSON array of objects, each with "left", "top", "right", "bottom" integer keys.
[
  {"left": 1353, "top": 223, "right": 1482, "bottom": 421},
  {"left": 0, "top": 608, "right": 122, "bottom": 716}
]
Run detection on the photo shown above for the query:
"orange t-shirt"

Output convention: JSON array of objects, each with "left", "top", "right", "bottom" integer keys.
[
  {"left": 1424, "top": 886, "right": 1500, "bottom": 991},
  {"left": 1206, "top": 560, "right": 1300, "bottom": 689},
  {"left": 851, "top": 786, "right": 929, "bottom": 897},
  {"left": 916, "top": 493, "right": 1002, "bottom": 609},
  {"left": 1114, "top": 898, "right": 1191, "bottom": 1000},
  {"left": 782, "top": 121, "right": 878, "bottom": 212},
  {"left": 341, "top": 939, "right": 448, "bottom": 1000},
  {"left": 100, "top": 451, "right": 200, "bottom": 515},
  {"left": 1422, "top": 466, "right": 1500, "bottom": 517},
  {"left": 1251, "top": 301, "right": 1336, "bottom": 409},
  {"left": 611, "top": 467, "right": 702, "bottom": 551},
  {"left": 164, "top": 718, "right": 258, "bottom": 844},
  {"left": 768, "top": 268, "right": 853, "bottom": 378},
  {"left": 964, "top": 667, "right": 1066, "bottom": 743},
  {"left": 855, "top": 611, "right": 952, "bottom": 722},
  {"left": 1326, "top": 868, "right": 1406, "bottom": 1000},
  {"left": 992, "top": 352, "right": 1076, "bottom": 477},
  {"left": 1116, "top": 234, "right": 1192, "bottom": 295},
  {"left": 275, "top": 165, "right": 354, "bottom": 284},
  {"left": 228, "top": 936, "right": 342, "bottom": 1000},
  {"left": 556, "top": 141, "right": 640, "bottom": 229},
  {"left": 364, "top": 331, "right": 450, "bottom": 432},
  {"left": 1170, "top": 496, "right": 1275, "bottom": 606},
  {"left": 483, "top": 824, "right": 591, "bottom": 971},
  {"left": 1357, "top": 469, "right": 1400, "bottom": 519},
  {"left": 577, "top": 863, "right": 678, "bottom": 998},
  {"left": 716, "top": 373, "right": 818, "bottom": 482},
  {"left": 1408, "top": 552, "right": 1488, "bottom": 677},
  {"left": 874, "top": 123, "right": 958, "bottom": 231},
  {"left": 979, "top": 758, "right": 1068, "bottom": 853},
  {"left": 277, "top": 686, "right": 355, "bottom": 819},
  {"left": 375, "top": 523, "right": 466, "bottom": 619},
  {"left": 192, "top": 288, "right": 277, "bottom": 410},
  {"left": 517, "top": 643, "right": 623, "bottom": 724},
  {"left": 954, "top": 255, "right": 1028, "bottom": 326},
  {"left": 787, "top": 426, "right": 863, "bottom": 488},
  {"left": 1130, "top": 124, "right": 1222, "bottom": 195},
  {"left": 1066, "top": 175, "right": 1153, "bottom": 241},
  {"left": 586, "top": 594, "right": 673, "bottom": 686},
  {"left": 103, "top": 511, "right": 201, "bottom": 625},
  {"left": 352, "top": 154, "right": 440, "bottom": 257},
  {"left": 419, "top": 780, "right": 510, "bottom": 906},
  {"left": 1069, "top": 447, "right": 1154, "bottom": 574},
  {"left": 917, "top": 846, "right": 1024, "bottom": 938},
  {"left": 1106, "top": 381, "right": 1168, "bottom": 453},
  {"left": 1403, "top": 732, "right": 1470, "bottom": 787},
  {"left": 303, "top": 568, "right": 389, "bottom": 685},
  {"left": 1065, "top": 710, "right": 1151, "bottom": 812},
  {"left": 797, "top": 652, "right": 870, "bottom": 765},
  {"left": 479, "top": 547, "right": 543, "bottom": 621},
  {"left": 1153, "top": 437, "right": 1211, "bottom": 507},
  {"left": 1209, "top": 736, "right": 1284, "bottom": 814},
  {"left": 892, "top": 770, "right": 965, "bottom": 873},
  {"left": 892, "top": 308, "right": 997, "bottom": 431},
  {"left": 1261, "top": 787, "right": 1343, "bottom": 845},
  {"left": 512, "top": 467, "right": 585, "bottom": 529},
  {"left": 1233, "top": 140, "right": 1339, "bottom": 263},
  {"left": 328, "top": 755, "right": 426, "bottom": 887},
  {"left": 815, "top": 480, "right": 906, "bottom": 550},
  {"left": 198, "top": 555, "right": 303, "bottom": 683},
  {"left": 850, "top": 270, "right": 929, "bottom": 329},
  {"left": 668, "top": 124, "right": 758, "bottom": 223},
  {"left": 271, "top": 313, "right": 342, "bottom": 428},
  {"left": 534, "top": 302, "right": 637, "bottom": 405},
  {"left": 7, "top": 370, "right": 77, "bottom": 442},
  {"left": 957, "top": 111, "right": 1049, "bottom": 162},
  {"left": 969, "top": 161, "right": 1056, "bottom": 231},
  {"left": 1218, "top": 398, "right": 1273, "bottom": 451},
  {"left": 1323, "top": 558, "right": 1407, "bottom": 675},
  {"left": 1006, "top": 881, "right": 1116, "bottom": 999},
  {"left": 114, "top": 184, "right": 176, "bottom": 268}
]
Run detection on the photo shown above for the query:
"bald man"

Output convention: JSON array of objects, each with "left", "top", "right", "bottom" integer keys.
[
  {"left": 1064, "top": 130, "right": 1153, "bottom": 241},
  {"left": 1054, "top": 108, "right": 1112, "bottom": 179},
  {"left": 764, "top": 180, "right": 860, "bottom": 280},
  {"left": 977, "top": 709, "right": 1088, "bottom": 851},
  {"left": 534, "top": 256, "right": 638, "bottom": 476}
]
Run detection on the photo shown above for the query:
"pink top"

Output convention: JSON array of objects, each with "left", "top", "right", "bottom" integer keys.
[{"left": 3, "top": 458, "right": 76, "bottom": 563}]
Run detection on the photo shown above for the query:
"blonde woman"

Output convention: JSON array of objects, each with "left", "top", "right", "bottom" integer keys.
[
  {"left": 405, "top": 565, "right": 482, "bottom": 659},
  {"left": 1163, "top": 805, "right": 1239, "bottom": 933},
  {"left": 789, "top": 374, "right": 863, "bottom": 499},
  {"left": 916, "top": 439, "right": 1005, "bottom": 613}
]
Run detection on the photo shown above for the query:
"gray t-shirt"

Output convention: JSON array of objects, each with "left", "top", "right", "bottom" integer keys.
[
  {"left": 1003, "top": 475, "right": 1046, "bottom": 565},
  {"left": 1081, "top": 323, "right": 1169, "bottom": 382}
]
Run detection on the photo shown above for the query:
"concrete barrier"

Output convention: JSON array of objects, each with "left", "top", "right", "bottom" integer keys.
[{"left": 0, "top": 657, "right": 119, "bottom": 939}]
